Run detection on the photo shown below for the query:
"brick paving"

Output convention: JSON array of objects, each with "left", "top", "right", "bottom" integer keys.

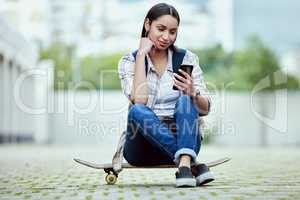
[{"left": 0, "top": 145, "right": 299, "bottom": 200}]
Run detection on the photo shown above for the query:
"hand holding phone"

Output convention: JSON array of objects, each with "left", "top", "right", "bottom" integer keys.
[{"left": 173, "top": 65, "right": 193, "bottom": 90}]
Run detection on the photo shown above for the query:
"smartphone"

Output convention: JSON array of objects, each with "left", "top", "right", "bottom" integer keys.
[{"left": 173, "top": 64, "right": 194, "bottom": 90}]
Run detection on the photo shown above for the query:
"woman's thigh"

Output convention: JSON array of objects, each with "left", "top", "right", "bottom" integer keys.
[{"left": 123, "top": 129, "right": 174, "bottom": 166}]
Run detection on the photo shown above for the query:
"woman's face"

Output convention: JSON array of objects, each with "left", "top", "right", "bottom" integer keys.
[{"left": 145, "top": 15, "right": 179, "bottom": 50}]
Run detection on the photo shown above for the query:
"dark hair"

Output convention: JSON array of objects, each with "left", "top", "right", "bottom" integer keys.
[{"left": 141, "top": 3, "right": 180, "bottom": 52}]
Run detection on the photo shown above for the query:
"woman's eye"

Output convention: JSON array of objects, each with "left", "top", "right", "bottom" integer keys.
[{"left": 158, "top": 29, "right": 164, "bottom": 32}]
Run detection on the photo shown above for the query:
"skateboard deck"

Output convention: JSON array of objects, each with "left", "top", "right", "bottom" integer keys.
[
  {"left": 74, "top": 157, "right": 230, "bottom": 169},
  {"left": 73, "top": 157, "right": 230, "bottom": 185}
]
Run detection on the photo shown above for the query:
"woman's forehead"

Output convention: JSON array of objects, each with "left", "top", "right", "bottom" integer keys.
[{"left": 152, "top": 15, "right": 178, "bottom": 28}]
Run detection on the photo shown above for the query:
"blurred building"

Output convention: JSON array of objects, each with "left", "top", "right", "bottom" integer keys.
[
  {"left": 47, "top": 0, "right": 221, "bottom": 55},
  {"left": 0, "top": 0, "right": 51, "bottom": 49},
  {"left": 49, "top": 0, "right": 102, "bottom": 54},
  {"left": 1, "top": 0, "right": 299, "bottom": 57},
  {"left": 0, "top": 0, "right": 232, "bottom": 55},
  {"left": 0, "top": 16, "right": 53, "bottom": 144}
]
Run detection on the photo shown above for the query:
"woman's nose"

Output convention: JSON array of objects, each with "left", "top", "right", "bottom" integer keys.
[{"left": 162, "top": 32, "right": 169, "bottom": 40}]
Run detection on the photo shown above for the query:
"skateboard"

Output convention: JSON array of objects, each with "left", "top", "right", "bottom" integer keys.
[{"left": 73, "top": 157, "right": 231, "bottom": 185}]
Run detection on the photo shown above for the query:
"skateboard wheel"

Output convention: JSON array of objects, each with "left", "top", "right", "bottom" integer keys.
[{"left": 105, "top": 174, "right": 117, "bottom": 185}]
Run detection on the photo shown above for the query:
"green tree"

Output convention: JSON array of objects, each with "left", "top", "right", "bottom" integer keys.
[
  {"left": 39, "top": 36, "right": 299, "bottom": 91},
  {"left": 193, "top": 43, "right": 230, "bottom": 73},
  {"left": 80, "top": 53, "right": 123, "bottom": 89},
  {"left": 40, "top": 43, "right": 124, "bottom": 90},
  {"left": 229, "top": 35, "right": 299, "bottom": 90},
  {"left": 39, "top": 42, "right": 73, "bottom": 90},
  {"left": 193, "top": 44, "right": 233, "bottom": 90}
]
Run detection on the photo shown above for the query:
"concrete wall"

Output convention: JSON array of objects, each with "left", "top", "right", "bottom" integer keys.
[
  {"left": 209, "top": 91, "right": 300, "bottom": 147},
  {"left": 48, "top": 90, "right": 300, "bottom": 147}
]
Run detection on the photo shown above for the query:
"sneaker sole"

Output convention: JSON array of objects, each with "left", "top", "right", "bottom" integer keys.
[
  {"left": 176, "top": 178, "right": 196, "bottom": 187},
  {"left": 195, "top": 171, "right": 215, "bottom": 186}
]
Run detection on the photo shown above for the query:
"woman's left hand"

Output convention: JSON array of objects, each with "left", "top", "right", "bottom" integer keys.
[{"left": 173, "top": 69, "right": 195, "bottom": 97}]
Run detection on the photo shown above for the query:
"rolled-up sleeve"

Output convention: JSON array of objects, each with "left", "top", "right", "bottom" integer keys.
[
  {"left": 191, "top": 53, "right": 212, "bottom": 113},
  {"left": 118, "top": 53, "right": 135, "bottom": 101}
]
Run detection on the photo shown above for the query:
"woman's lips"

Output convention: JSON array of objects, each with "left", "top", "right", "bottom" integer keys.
[{"left": 159, "top": 41, "right": 168, "bottom": 47}]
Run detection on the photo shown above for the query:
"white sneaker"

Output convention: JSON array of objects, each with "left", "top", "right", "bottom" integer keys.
[
  {"left": 191, "top": 164, "right": 215, "bottom": 186},
  {"left": 175, "top": 166, "right": 196, "bottom": 187}
]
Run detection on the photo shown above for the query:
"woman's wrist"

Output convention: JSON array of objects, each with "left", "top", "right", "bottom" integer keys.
[
  {"left": 191, "top": 90, "right": 201, "bottom": 100},
  {"left": 137, "top": 49, "right": 147, "bottom": 56}
]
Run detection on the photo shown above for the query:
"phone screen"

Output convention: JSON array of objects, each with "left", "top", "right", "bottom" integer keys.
[{"left": 173, "top": 65, "right": 193, "bottom": 90}]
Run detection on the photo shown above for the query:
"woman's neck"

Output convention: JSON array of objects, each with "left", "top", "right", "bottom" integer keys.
[
  {"left": 149, "top": 48, "right": 168, "bottom": 59},
  {"left": 149, "top": 48, "right": 168, "bottom": 76}
]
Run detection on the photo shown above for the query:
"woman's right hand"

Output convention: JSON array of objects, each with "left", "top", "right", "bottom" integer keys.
[{"left": 137, "top": 37, "right": 154, "bottom": 56}]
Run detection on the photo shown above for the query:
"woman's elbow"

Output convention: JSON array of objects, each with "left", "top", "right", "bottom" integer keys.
[
  {"left": 197, "top": 97, "right": 211, "bottom": 116},
  {"left": 201, "top": 100, "right": 211, "bottom": 116},
  {"left": 199, "top": 109, "right": 209, "bottom": 116}
]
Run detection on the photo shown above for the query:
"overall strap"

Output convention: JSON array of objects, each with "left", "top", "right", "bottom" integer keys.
[{"left": 172, "top": 48, "right": 186, "bottom": 73}]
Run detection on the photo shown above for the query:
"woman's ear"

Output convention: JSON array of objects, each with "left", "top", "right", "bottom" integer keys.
[{"left": 144, "top": 18, "right": 150, "bottom": 32}]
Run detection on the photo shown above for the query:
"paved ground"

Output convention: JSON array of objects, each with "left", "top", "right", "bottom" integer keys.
[{"left": 0, "top": 144, "right": 299, "bottom": 200}]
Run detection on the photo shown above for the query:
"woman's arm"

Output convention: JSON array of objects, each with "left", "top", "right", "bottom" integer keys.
[
  {"left": 131, "top": 38, "right": 154, "bottom": 104},
  {"left": 191, "top": 54, "right": 211, "bottom": 115},
  {"left": 192, "top": 92, "right": 210, "bottom": 115},
  {"left": 173, "top": 52, "right": 211, "bottom": 115},
  {"left": 173, "top": 69, "right": 210, "bottom": 115},
  {"left": 118, "top": 38, "right": 154, "bottom": 105},
  {"left": 132, "top": 52, "right": 148, "bottom": 104}
]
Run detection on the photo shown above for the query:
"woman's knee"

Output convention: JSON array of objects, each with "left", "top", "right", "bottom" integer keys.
[
  {"left": 176, "top": 95, "right": 192, "bottom": 107},
  {"left": 175, "top": 95, "right": 197, "bottom": 113}
]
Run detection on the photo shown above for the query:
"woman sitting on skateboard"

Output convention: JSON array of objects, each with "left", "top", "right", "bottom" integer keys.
[{"left": 118, "top": 3, "right": 213, "bottom": 187}]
